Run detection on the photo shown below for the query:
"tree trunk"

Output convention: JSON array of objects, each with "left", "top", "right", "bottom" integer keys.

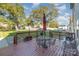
[{"left": 15, "top": 24, "right": 19, "bottom": 31}]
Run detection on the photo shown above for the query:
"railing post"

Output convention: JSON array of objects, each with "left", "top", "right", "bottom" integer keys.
[
  {"left": 13, "top": 33, "right": 17, "bottom": 45},
  {"left": 59, "top": 32, "right": 60, "bottom": 40}
]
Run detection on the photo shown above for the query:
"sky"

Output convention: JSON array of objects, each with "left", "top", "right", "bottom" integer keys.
[{"left": 21, "top": 3, "right": 71, "bottom": 26}]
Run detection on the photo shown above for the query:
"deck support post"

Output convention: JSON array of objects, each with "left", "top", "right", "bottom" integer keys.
[{"left": 13, "top": 34, "right": 17, "bottom": 45}]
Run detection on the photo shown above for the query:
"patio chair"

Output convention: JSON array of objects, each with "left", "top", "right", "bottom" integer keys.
[{"left": 36, "top": 30, "right": 52, "bottom": 48}]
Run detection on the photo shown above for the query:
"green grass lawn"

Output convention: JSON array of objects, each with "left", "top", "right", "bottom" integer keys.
[
  {"left": 0, "top": 30, "right": 37, "bottom": 38},
  {"left": 0, "top": 30, "right": 28, "bottom": 37},
  {"left": 0, "top": 30, "right": 67, "bottom": 40},
  {"left": 0, "top": 31, "right": 15, "bottom": 38}
]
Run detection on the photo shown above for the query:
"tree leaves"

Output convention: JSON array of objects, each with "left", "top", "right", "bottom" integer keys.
[
  {"left": 49, "top": 20, "right": 59, "bottom": 28},
  {"left": 31, "top": 4, "right": 59, "bottom": 28},
  {"left": 0, "top": 3, "right": 25, "bottom": 21},
  {"left": 0, "top": 3, "right": 25, "bottom": 30}
]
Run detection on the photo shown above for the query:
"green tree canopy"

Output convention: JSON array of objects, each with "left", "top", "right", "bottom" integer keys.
[
  {"left": 49, "top": 20, "right": 59, "bottom": 28},
  {"left": 31, "top": 4, "right": 58, "bottom": 27},
  {"left": 0, "top": 3, "right": 25, "bottom": 30}
]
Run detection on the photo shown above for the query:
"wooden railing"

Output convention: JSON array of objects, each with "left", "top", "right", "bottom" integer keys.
[
  {"left": 13, "top": 31, "right": 38, "bottom": 45},
  {"left": 13, "top": 31, "right": 75, "bottom": 45}
]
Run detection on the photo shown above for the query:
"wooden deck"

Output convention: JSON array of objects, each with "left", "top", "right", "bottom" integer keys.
[{"left": 0, "top": 38, "right": 78, "bottom": 56}]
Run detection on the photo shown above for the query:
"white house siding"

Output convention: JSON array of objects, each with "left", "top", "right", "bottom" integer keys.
[{"left": 74, "top": 4, "right": 79, "bottom": 51}]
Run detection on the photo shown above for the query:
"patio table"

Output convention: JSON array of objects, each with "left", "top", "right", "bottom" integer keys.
[{"left": 36, "top": 36, "right": 52, "bottom": 48}]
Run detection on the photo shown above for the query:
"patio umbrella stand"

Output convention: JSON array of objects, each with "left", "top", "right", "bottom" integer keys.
[{"left": 36, "top": 30, "right": 52, "bottom": 48}]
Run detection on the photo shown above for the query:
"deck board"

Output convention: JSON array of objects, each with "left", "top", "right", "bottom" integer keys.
[{"left": 0, "top": 39, "right": 78, "bottom": 56}]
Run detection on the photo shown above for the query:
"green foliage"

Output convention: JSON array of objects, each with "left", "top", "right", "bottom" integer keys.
[
  {"left": 31, "top": 4, "right": 58, "bottom": 27},
  {"left": 0, "top": 16, "right": 6, "bottom": 22},
  {"left": 49, "top": 20, "right": 59, "bottom": 28},
  {"left": 32, "top": 4, "right": 58, "bottom": 20},
  {"left": 0, "top": 16, "right": 16, "bottom": 31},
  {"left": 0, "top": 3, "right": 25, "bottom": 30},
  {"left": 0, "top": 4, "right": 24, "bottom": 18},
  {"left": 32, "top": 6, "right": 48, "bottom": 19},
  {"left": 25, "top": 18, "right": 34, "bottom": 27}
]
